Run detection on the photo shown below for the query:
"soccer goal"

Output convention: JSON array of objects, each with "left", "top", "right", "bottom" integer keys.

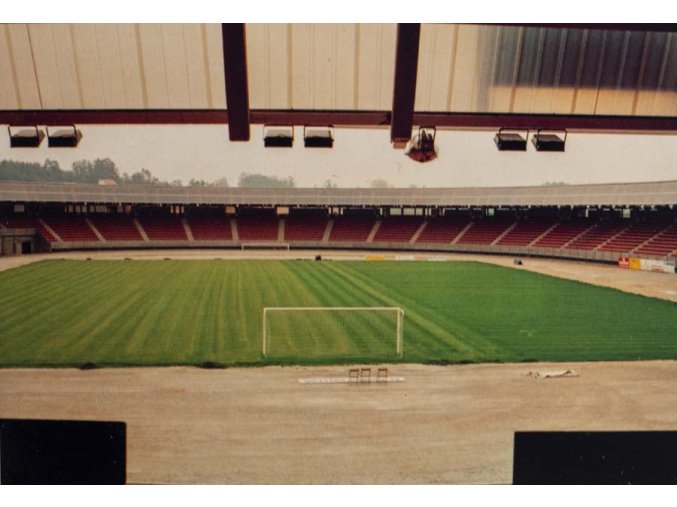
[{"left": 262, "top": 307, "right": 404, "bottom": 361}]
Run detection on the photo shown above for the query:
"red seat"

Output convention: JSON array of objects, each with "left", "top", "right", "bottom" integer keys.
[
  {"left": 373, "top": 216, "right": 424, "bottom": 243},
  {"left": 416, "top": 216, "right": 471, "bottom": 244},
  {"left": 285, "top": 211, "right": 328, "bottom": 241},
  {"left": 237, "top": 211, "right": 279, "bottom": 241},
  {"left": 138, "top": 216, "right": 187, "bottom": 241},
  {"left": 456, "top": 220, "right": 514, "bottom": 245},
  {"left": 496, "top": 220, "right": 556, "bottom": 246},
  {"left": 90, "top": 215, "right": 142, "bottom": 241},
  {"left": 188, "top": 216, "right": 232, "bottom": 241},
  {"left": 329, "top": 214, "right": 376, "bottom": 242}
]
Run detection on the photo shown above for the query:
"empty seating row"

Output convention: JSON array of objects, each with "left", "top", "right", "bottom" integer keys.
[
  {"left": 329, "top": 214, "right": 376, "bottom": 242},
  {"left": 237, "top": 211, "right": 279, "bottom": 241},
  {"left": 373, "top": 216, "right": 424, "bottom": 243},
  {"left": 565, "top": 223, "right": 626, "bottom": 251},
  {"left": 2, "top": 213, "right": 676, "bottom": 259},
  {"left": 285, "top": 211, "right": 328, "bottom": 241},
  {"left": 0, "top": 216, "right": 59, "bottom": 242},
  {"left": 456, "top": 220, "right": 513, "bottom": 245},
  {"left": 415, "top": 216, "right": 470, "bottom": 243},
  {"left": 532, "top": 221, "right": 594, "bottom": 249},
  {"left": 43, "top": 216, "right": 99, "bottom": 242},
  {"left": 634, "top": 223, "right": 677, "bottom": 257},
  {"left": 496, "top": 220, "right": 556, "bottom": 247},
  {"left": 137, "top": 216, "right": 187, "bottom": 241},
  {"left": 187, "top": 216, "right": 233, "bottom": 241},
  {"left": 598, "top": 221, "right": 670, "bottom": 253},
  {"left": 90, "top": 215, "right": 142, "bottom": 241}
]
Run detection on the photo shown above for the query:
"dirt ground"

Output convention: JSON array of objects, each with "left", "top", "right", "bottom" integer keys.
[
  {"left": 0, "top": 249, "right": 676, "bottom": 484},
  {"left": 2, "top": 361, "right": 677, "bottom": 484}
]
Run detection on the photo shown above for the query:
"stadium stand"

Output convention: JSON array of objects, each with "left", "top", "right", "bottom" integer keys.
[
  {"left": 1, "top": 182, "right": 676, "bottom": 263},
  {"left": 565, "top": 222, "right": 626, "bottom": 251},
  {"left": 0, "top": 215, "right": 59, "bottom": 242},
  {"left": 90, "top": 215, "right": 143, "bottom": 241},
  {"left": 456, "top": 218, "right": 514, "bottom": 245},
  {"left": 329, "top": 210, "right": 377, "bottom": 243},
  {"left": 372, "top": 216, "right": 424, "bottom": 243},
  {"left": 598, "top": 220, "right": 671, "bottom": 253},
  {"left": 237, "top": 209, "right": 279, "bottom": 241},
  {"left": 2, "top": 208, "right": 677, "bottom": 263},
  {"left": 187, "top": 214, "right": 233, "bottom": 241},
  {"left": 285, "top": 209, "right": 328, "bottom": 242},
  {"left": 496, "top": 219, "right": 557, "bottom": 247},
  {"left": 137, "top": 214, "right": 188, "bottom": 241},
  {"left": 43, "top": 215, "right": 100, "bottom": 242},
  {"left": 532, "top": 220, "right": 595, "bottom": 249},
  {"left": 634, "top": 221, "right": 677, "bottom": 257},
  {"left": 415, "top": 215, "right": 471, "bottom": 244}
]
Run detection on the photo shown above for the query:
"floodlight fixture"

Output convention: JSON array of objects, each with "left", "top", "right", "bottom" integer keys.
[
  {"left": 532, "top": 129, "right": 567, "bottom": 152},
  {"left": 263, "top": 125, "right": 294, "bottom": 148},
  {"left": 47, "top": 125, "right": 82, "bottom": 148},
  {"left": 8, "top": 125, "right": 44, "bottom": 148},
  {"left": 405, "top": 126, "right": 437, "bottom": 163},
  {"left": 494, "top": 128, "right": 528, "bottom": 151},
  {"left": 303, "top": 126, "right": 334, "bottom": 148}
]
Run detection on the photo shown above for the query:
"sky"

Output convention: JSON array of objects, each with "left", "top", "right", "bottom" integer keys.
[{"left": 2, "top": 125, "right": 677, "bottom": 188}]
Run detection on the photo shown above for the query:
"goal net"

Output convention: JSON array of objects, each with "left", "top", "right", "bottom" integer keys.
[{"left": 262, "top": 307, "right": 404, "bottom": 361}]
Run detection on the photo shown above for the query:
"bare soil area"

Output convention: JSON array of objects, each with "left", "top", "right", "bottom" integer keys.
[{"left": 1, "top": 361, "right": 676, "bottom": 484}]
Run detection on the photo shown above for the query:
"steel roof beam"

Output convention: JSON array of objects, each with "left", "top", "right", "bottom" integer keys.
[
  {"left": 2, "top": 110, "right": 677, "bottom": 133},
  {"left": 478, "top": 23, "right": 677, "bottom": 33},
  {"left": 222, "top": 23, "right": 250, "bottom": 141},
  {"left": 390, "top": 23, "right": 421, "bottom": 145}
]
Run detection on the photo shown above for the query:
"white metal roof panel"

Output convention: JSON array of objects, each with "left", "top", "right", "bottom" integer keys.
[{"left": 1, "top": 180, "right": 675, "bottom": 207}]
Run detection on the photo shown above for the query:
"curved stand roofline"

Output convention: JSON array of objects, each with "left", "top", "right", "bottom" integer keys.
[{"left": 0, "top": 180, "right": 675, "bottom": 208}]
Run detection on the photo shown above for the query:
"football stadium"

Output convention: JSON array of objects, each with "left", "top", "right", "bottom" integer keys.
[{"left": 1, "top": 22, "right": 677, "bottom": 485}]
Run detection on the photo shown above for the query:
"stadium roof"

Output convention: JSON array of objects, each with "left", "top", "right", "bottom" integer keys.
[
  {"left": 2, "top": 180, "right": 675, "bottom": 207},
  {"left": 1, "top": 23, "right": 677, "bottom": 140}
]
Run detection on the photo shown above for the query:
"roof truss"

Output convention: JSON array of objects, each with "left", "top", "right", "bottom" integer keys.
[
  {"left": 2, "top": 109, "right": 677, "bottom": 133},
  {"left": 221, "top": 23, "right": 250, "bottom": 141},
  {"left": 390, "top": 24, "right": 421, "bottom": 145}
]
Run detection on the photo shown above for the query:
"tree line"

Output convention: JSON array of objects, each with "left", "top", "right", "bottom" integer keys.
[
  {"left": 0, "top": 159, "right": 403, "bottom": 189},
  {"left": 0, "top": 159, "right": 295, "bottom": 188},
  {"left": 0, "top": 158, "right": 178, "bottom": 186}
]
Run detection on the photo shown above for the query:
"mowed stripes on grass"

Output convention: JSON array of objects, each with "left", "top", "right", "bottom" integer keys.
[{"left": 0, "top": 259, "right": 675, "bottom": 367}]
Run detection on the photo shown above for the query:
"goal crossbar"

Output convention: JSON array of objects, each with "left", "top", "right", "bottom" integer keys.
[{"left": 262, "top": 306, "right": 404, "bottom": 359}]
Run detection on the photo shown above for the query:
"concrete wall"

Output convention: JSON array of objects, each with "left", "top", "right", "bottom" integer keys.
[
  {"left": 45, "top": 238, "right": 676, "bottom": 265},
  {"left": 0, "top": 228, "right": 46, "bottom": 256}
]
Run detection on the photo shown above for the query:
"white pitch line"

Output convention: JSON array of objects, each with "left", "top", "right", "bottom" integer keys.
[{"left": 298, "top": 376, "right": 405, "bottom": 384}]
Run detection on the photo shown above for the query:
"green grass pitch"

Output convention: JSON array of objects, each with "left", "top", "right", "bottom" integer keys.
[{"left": 0, "top": 259, "right": 675, "bottom": 367}]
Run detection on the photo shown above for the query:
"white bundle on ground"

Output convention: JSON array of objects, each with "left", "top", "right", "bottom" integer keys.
[{"left": 527, "top": 369, "right": 579, "bottom": 379}]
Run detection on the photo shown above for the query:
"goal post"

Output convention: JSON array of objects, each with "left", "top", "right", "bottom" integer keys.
[{"left": 262, "top": 307, "right": 404, "bottom": 361}]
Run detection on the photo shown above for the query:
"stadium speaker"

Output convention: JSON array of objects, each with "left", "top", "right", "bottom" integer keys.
[
  {"left": 532, "top": 129, "right": 566, "bottom": 152},
  {"left": 303, "top": 126, "right": 334, "bottom": 148},
  {"left": 8, "top": 125, "right": 44, "bottom": 148},
  {"left": 494, "top": 128, "right": 528, "bottom": 151},
  {"left": 47, "top": 125, "right": 82, "bottom": 148},
  {"left": 405, "top": 126, "right": 437, "bottom": 163},
  {"left": 263, "top": 125, "right": 294, "bottom": 148}
]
